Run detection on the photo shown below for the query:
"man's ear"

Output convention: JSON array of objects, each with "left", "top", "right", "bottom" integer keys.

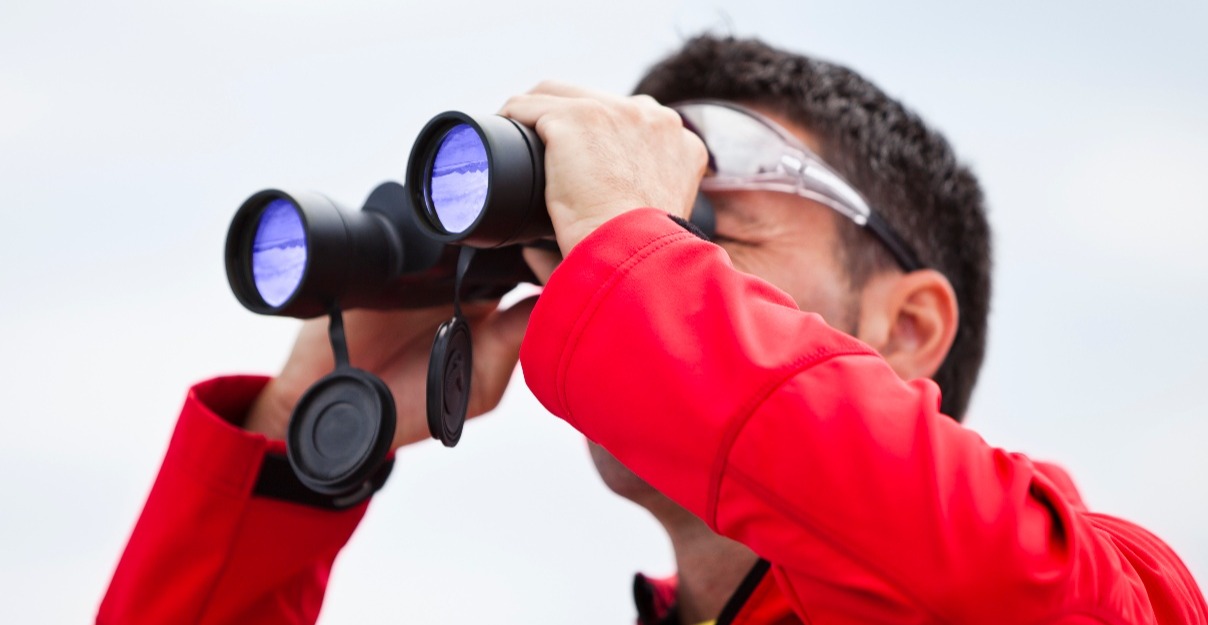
[{"left": 855, "top": 269, "right": 959, "bottom": 381}]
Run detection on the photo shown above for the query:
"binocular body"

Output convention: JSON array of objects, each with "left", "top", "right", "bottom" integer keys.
[
  {"left": 227, "top": 111, "right": 713, "bottom": 320},
  {"left": 223, "top": 109, "right": 714, "bottom": 500},
  {"left": 225, "top": 181, "right": 539, "bottom": 320}
]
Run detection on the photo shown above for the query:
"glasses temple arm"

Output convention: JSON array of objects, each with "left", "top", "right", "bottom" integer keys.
[{"left": 865, "top": 212, "right": 924, "bottom": 272}]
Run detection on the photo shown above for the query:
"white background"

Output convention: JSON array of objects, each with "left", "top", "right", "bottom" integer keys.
[{"left": 1, "top": 1, "right": 1205, "bottom": 622}]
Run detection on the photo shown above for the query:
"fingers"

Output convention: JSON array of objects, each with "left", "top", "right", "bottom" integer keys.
[
  {"left": 466, "top": 295, "right": 540, "bottom": 416},
  {"left": 498, "top": 80, "right": 704, "bottom": 255},
  {"left": 497, "top": 92, "right": 574, "bottom": 128},
  {"left": 522, "top": 246, "right": 561, "bottom": 285},
  {"left": 490, "top": 295, "right": 539, "bottom": 350},
  {"left": 497, "top": 79, "right": 609, "bottom": 125},
  {"left": 526, "top": 79, "right": 617, "bottom": 101},
  {"left": 337, "top": 306, "right": 453, "bottom": 370},
  {"left": 499, "top": 85, "right": 677, "bottom": 135}
]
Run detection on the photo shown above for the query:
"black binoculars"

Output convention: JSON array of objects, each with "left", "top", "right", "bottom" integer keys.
[{"left": 225, "top": 110, "right": 715, "bottom": 499}]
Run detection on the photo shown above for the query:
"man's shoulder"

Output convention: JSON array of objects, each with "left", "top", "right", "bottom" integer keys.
[{"left": 1036, "top": 461, "right": 1206, "bottom": 622}]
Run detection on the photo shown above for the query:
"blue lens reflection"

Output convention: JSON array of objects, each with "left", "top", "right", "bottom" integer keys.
[
  {"left": 429, "top": 124, "right": 489, "bottom": 234},
  {"left": 252, "top": 198, "right": 307, "bottom": 307}
]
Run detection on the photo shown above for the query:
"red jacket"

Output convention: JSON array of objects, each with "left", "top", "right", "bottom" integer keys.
[{"left": 101, "top": 208, "right": 1206, "bottom": 624}]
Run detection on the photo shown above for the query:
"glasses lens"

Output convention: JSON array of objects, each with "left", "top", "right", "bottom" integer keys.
[
  {"left": 428, "top": 124, "right": 489, "bottom": 234},
  {"left": 678, "top": 101, "right": 869, "bottom": 213},
  {"left": 677, "top": 103, "right": 788, "bottom": 179},
  {"left": 252, "top": 198, "right": 307, "bottom": 307}
]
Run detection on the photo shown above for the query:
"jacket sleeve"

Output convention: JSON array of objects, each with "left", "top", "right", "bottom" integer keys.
[
  {"left": 520, "top": 209, "right": 1204, "bottom": 625},
  {"left": 98, "top": 376, "right": 370, "bottom": 625}
]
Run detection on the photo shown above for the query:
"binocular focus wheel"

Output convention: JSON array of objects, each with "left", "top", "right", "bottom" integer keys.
[
  {"left": 287, "top": 368, "right": 396, "bottom": 496},
  {"left": 427, "top": 316, "right": 472, "bottom": 447}
]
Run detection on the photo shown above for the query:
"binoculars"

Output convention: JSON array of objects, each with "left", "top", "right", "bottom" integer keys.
[{"left": 225, "top": 110, "right": 715, "bottom": 498}]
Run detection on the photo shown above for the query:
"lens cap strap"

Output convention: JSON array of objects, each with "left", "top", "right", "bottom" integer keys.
[
  {"left": 426, "top": 246, "right": 475, "bottom": 447},
  {"left": 327, "top": 302, "right": 351, "bottom": 368},
  {"left": 452, "top": 244, "right": 476, "bottom": 319}
]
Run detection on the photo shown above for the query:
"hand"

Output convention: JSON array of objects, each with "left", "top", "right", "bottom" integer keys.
[
  {"left": 499, "top": 81, "right": 709, "bottom": 255},
  {"left": 244, "top": 298, "right": 536, "bottom": 449}
]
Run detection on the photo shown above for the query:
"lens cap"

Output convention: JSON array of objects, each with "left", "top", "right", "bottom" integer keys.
[
  {"left": 287, "top": 368, "right": 396, "bottom": 496},
  {"left": 427, "top": 316, "right": 472, "bottom": 447}
]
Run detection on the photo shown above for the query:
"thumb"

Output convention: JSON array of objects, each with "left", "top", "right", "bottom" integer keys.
[
  {"left": 467, "top": 295, "right": 540, "bottom": 415},
  {"left": 485, "top": 294, "right": 539, "bottom": 354}
]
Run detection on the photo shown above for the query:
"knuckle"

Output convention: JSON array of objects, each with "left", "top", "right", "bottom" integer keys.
[
  {"left": 657, "top": 104, "right": 682, "bottom": 127},
  {"left": 534, "top": 115, "right": 559, "bottom": 139},
  {"left": 531, "top": 79, "right": 561, "bottom": 94},
  {"left": 629, "top": 97, "right": 678, "bottom": 129},
  {"left": 629, "top": 93, "right": 660, "bottom": 108},
  {"left": 500, "top": 95, "right": 525, "bottom": 114}
]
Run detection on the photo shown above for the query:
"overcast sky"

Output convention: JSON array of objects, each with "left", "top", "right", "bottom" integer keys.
[{"left": 1, "top": 1, "right": 1206, "bottom": 622}]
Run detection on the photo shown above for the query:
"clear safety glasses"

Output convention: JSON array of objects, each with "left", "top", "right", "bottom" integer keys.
[{"left": 673, "top": 100, "right": 924, "bottom": 272}]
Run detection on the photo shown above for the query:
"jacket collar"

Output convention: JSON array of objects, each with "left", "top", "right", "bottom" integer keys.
[{"left": 633, "top": 559, "right": 797, "bottom": 625}]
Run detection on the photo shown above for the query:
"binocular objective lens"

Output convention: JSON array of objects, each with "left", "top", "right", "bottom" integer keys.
[
  {"left": 252, "top": 198, "right": 308, "bottom": 307},
  {"left": 428, "top": 123, "right": 489, "bottom": 234}
]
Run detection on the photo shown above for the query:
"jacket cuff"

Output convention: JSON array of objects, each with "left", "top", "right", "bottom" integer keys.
[
  {"left": 167, "top": 375, "right": 281, "bottom": 498},
  {"left": 100, "top": 376, "right": 370, "bottom": 623},
  {"left": 178, "top": 375, "right": 391, "bottom": 510}
]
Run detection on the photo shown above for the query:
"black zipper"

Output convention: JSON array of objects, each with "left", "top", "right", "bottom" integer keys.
[{"left": 715, "top": 559, "right": 771, "bottom": 625}]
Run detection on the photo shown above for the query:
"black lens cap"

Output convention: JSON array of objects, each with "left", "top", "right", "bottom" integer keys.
[
  {"left": 427, "top": 316, "right": 472, "bottom": 447},
  {"left": 287, "top": 368, "right": 396, "bottom": 496}
]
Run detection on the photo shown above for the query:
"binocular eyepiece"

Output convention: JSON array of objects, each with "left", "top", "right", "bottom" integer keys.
[
  {"left": 225, "top": 109, "right": 715, "bottom": 501},
  {"left": 407, "top": 112, "right": 552, "bottom": 247}
]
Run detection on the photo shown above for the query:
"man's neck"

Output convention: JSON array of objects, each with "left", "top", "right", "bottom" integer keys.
[{"left": 662, "top": 514, "right": 759, "bottom": 625}]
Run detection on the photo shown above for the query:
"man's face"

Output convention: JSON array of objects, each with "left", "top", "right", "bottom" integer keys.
[
  {"left": 590, "top": 111, "right": 865, "bottom": 510},
  {"left": 709, "top": 187, "right": 859, "bottom": 331}
]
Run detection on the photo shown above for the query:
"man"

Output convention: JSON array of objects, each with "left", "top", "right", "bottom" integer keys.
[{"left": 99, "top": 35, "right": 1206, "bottom": 624}]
